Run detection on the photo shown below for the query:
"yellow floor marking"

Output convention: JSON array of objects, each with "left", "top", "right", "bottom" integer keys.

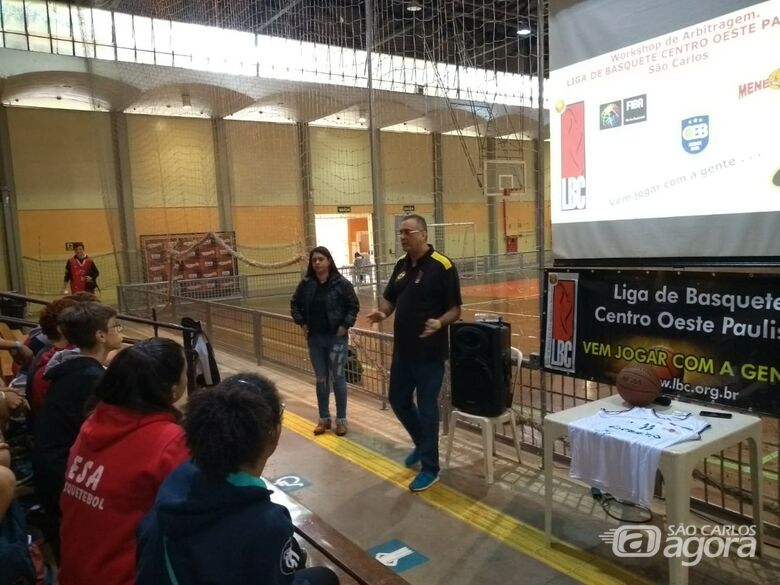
[{"left": 283, "top": 410, "right": 651, "bottom": 585}]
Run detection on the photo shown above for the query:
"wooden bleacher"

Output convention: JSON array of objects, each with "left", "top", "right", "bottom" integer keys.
[{"left": 271, "top": 487, "right": 409, "bottom": 585}]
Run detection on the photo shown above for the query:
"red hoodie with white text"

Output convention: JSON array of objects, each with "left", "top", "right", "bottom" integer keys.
[{"left": 58, "top": 402, "right": 189, "bottom": 585}]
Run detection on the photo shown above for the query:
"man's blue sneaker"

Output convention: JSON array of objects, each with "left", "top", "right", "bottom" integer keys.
[
  {"left": 409, "top": 471, "right": 439, "bottom": 492},
  {"left": 404, "top": 448, "right": 421, "bottom": 468}
]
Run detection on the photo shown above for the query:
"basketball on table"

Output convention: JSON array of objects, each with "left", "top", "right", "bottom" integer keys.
[{"left": 616, "top": 364, "right": 661, "bottom": 406}]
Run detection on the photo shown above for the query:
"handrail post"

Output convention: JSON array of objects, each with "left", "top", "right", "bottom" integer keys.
[
  {"left": 379, "top": 334, "right": 389, "bottom": 410},
  {"left": 253, "top": 312, "right": 263, "bottom": 364},
  {"left": 204, "top": 302, "right": 214, "bottom": 339}
]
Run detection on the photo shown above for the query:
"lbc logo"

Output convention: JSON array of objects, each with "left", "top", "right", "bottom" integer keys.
[{"left": 561, "top": 176, "right": 586, "bottom": 210}]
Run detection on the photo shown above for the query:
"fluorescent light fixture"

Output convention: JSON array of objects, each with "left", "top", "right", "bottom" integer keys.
[
  {"left": 182, "top": 93, "right": 192, "bottom": 109},
  {"left": 407, "top": 1, "right": 423, "bottom": 12},
  {"left": 517, "top": 26, "right": 532, "bottom": 36}
]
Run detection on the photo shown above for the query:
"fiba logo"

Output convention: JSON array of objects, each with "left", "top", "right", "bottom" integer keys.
[
  {"left": 623, "top": 94, "right": 647, "bottom": 125},
  {"left": 600, "top": 526, "right": 662, "bottom": 557}
]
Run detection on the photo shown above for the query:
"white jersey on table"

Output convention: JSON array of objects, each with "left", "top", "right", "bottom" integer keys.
[{"left": 569, "top": 407, "right": 710, "bottom": 505}]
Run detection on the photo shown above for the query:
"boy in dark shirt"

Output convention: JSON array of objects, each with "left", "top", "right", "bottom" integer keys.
[{"left": 32, "top": 302, "right": 123, "bottom": 554}]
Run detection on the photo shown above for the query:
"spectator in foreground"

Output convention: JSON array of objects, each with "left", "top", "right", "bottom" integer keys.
[
  {"left": 32, "top": 302, "right": 122, "bottom": 556},
  {"left": 136, "top": 373, "right": 339, "bottom": 585},
  {"left": 58, "top": 338, "right": 189, "bottom": 585}
]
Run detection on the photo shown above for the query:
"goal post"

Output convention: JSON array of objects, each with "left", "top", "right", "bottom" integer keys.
[{"left": 427, "top": 222, "right": 477, "bottom": 279}]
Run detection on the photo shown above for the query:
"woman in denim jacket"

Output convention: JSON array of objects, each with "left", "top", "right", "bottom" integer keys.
[{"left": 291, "top": 247, "right": 359, "bottom": 436}]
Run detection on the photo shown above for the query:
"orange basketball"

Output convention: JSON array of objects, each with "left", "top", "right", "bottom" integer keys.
[{"left": 616, "top": 364, "right": 661, "bottom": 406}]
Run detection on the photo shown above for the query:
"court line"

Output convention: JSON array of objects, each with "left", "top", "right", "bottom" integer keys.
[{"left": 283, "top": 410, "right": 650, "bottom": 585}]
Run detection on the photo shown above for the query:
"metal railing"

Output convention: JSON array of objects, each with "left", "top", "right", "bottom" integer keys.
[
  {"left": 120, "top": 286, "right": 397, "bottom": 407},
  {"left": 117, "top": 250, "right": 548, "bottom": 308},
  {"left": 0, "top": 291, "right": 201, "bottom": 394}
]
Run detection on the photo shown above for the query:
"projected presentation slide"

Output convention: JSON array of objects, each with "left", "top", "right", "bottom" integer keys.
[{"left": 549, "top": 0, "right": 780, "bottom": 262}]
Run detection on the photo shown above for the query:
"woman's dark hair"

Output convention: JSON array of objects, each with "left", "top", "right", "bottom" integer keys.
[
  {"left": 92, "top": 338, "right": 185, "bottom": 415},
  {"left": 305, "top": 246, "right": 340, "bottom": 279},
  {"left": 184, "top": 373, "right": 283, "bottom": 478}
]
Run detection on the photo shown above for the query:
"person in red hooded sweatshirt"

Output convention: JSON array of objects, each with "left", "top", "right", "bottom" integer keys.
[
  {"left": 58, "top": 338, "right": 189, "bottom": 585},
  {"left": 63, "top": 243, "right": 99, "bottom": 294}
]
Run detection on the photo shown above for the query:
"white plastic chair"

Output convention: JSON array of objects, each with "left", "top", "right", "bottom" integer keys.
[{"left": 444, "top": 347, "right": 523, "bottom": 484}]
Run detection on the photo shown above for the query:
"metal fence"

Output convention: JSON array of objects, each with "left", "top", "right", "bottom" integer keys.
[
  {"left": 117, "top": 280, "right": 779, "bottom": 533},
  {"left": 117, "top": 250, "right": 548, "bottom": 308}
]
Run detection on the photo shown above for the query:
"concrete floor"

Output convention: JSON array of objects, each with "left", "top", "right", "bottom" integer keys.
[{"left": 212, "top": 350, "right": 780, "bottom": 585}]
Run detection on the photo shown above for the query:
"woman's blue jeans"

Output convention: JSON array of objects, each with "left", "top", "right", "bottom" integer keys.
[{"left": 307, "top": 334, "right": 348, "bottom": 421}]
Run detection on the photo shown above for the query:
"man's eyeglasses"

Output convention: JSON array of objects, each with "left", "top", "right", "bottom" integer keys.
[
  {"left": 109, "top": 322, "right": 123, "bottom": 332},
  {"left": 398, "top": 229, "right": 422, "bottom": 236}
]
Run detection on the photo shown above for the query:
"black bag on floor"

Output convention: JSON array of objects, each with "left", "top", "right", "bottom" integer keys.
[{"left": 345, "top": 345, "right": 363, "bottom": 384}]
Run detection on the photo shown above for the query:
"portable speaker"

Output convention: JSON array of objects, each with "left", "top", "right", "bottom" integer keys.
[{"left": 450, "top": 321, "right": 511, "bottom": 417}]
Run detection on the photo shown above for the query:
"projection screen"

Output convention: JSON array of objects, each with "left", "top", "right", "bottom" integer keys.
[{"left": 549, "top": 0, "right": 780, "bottom": 264}]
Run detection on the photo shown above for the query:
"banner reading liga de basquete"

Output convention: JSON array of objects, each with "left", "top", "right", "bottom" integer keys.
[{"left": 542, "top": 269, "right": 780, "bottom": 416}]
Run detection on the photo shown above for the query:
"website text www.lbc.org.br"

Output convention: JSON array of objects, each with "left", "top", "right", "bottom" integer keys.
[{"left": 659, "top": 377, "right": 738, "bottom": 403}]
